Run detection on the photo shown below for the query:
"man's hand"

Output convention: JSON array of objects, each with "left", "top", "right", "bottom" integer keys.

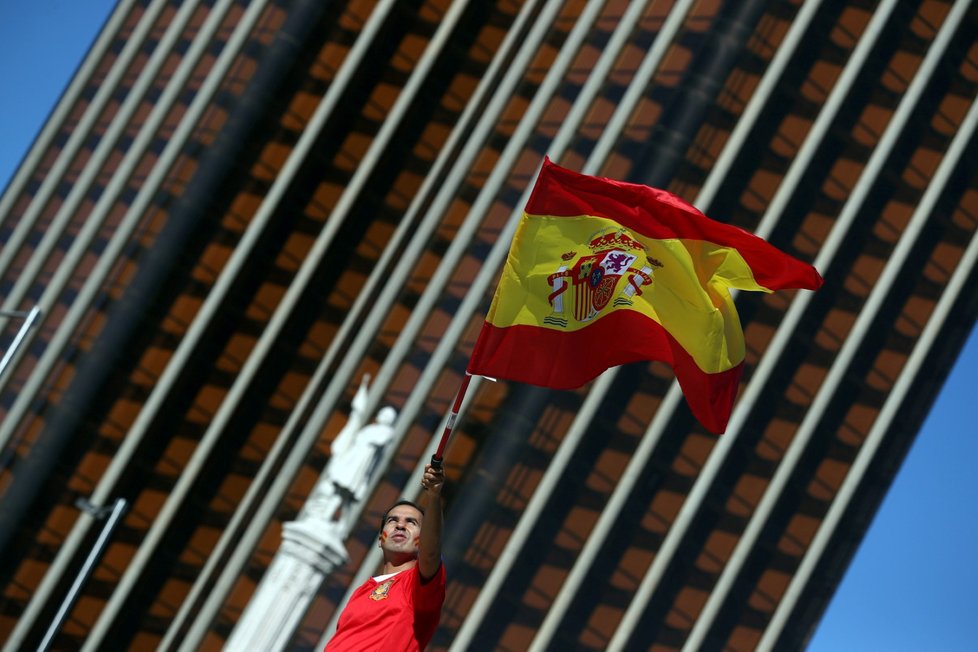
[{"left": 421, "top": 463, "right": 444, "bottom": 496}]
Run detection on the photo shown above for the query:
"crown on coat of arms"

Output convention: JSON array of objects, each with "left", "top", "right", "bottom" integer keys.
[{"left": 588, "top": 228, "right": 645, "bottom": 253}]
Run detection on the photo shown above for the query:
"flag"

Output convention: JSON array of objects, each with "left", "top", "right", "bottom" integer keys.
[{"left": 466, "top": 157, "right": 823, "bottom": 433}]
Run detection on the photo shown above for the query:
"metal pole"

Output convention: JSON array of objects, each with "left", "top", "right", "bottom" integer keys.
[
  {"left": 0, "top": 306, "right": 41, "bottom": 380},
  {"left": 38, "top": 497, "right": 128, "bottom": 652}
]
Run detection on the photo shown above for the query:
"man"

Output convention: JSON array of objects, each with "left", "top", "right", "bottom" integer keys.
[{"left": 324, "top": 462, "right": 445, "bottom": 651}]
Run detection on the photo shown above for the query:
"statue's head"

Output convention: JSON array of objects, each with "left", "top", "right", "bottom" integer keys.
[{"left": 376, "top": 406, "right": 397, "bottom": 426}]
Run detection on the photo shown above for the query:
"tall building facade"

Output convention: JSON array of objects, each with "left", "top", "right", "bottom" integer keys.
[{"left": 1, "top": 0, "right": 976, "bottom": 650}]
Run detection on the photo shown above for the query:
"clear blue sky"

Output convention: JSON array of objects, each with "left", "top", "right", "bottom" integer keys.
[
  {"left": 808, "top": 329, "right": 978, "bottom": 651},
  {"left": 2, "top": 2, "right": 976, "bottom": 650}
]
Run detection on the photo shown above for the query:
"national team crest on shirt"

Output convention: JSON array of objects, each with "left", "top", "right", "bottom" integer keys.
[
  {"left": 370, "top": 577, "right": 396, "bottom": 601},
  {"left": 544, "top": 227, "right": 662, "bottom": 328}
]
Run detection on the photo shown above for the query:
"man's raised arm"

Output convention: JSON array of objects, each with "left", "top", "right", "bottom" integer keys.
[{"left": 417, "top": 463, "right": 444, "bottom": 580}]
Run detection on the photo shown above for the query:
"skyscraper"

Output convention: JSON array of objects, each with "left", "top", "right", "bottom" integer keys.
[{"left": 1, "top": 1, "right": 976, "bottom": 650}]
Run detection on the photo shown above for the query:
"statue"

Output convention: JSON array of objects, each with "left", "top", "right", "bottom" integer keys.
[{"left": 301, "top": 375, "right": 398, "bottom": 536}]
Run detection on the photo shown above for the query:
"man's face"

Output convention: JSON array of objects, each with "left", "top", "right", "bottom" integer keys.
[{"left": 379, "top": 504, "right": 423, "bottom": 557}]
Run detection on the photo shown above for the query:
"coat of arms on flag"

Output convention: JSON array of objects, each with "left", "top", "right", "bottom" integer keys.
[{"left": 544, "top": 227, "right": 662, "bottom": 327}]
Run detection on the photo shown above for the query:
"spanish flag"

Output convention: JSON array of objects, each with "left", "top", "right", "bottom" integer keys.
[{"left": 467, "top": 158, "right": 823, "bottom": 433}]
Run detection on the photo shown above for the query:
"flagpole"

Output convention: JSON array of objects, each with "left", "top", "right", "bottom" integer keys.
[{"left": 430, "top": 373, "right": 472, "bottom": 468}]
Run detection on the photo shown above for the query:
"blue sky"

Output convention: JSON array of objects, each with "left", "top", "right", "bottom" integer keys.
[
  {"left": 2, "top": 2, "right": 976, "bottom": 650},
  {"left": 808, "top": 329, "right": 978, "bottom": 651}
]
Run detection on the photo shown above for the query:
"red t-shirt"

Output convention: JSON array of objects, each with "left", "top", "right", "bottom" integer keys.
[{"left": 324, "top": 563, "right": 445, "bottom": 651}]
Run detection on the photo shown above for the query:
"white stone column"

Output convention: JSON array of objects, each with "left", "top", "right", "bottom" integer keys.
[{"left": 224, "top": 519, "right": 348, "bottom": 651}]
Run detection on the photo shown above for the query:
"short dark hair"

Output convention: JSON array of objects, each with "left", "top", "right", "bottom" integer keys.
[{"left": 380, "top": 499, "right": 424, "bottom": 532}]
